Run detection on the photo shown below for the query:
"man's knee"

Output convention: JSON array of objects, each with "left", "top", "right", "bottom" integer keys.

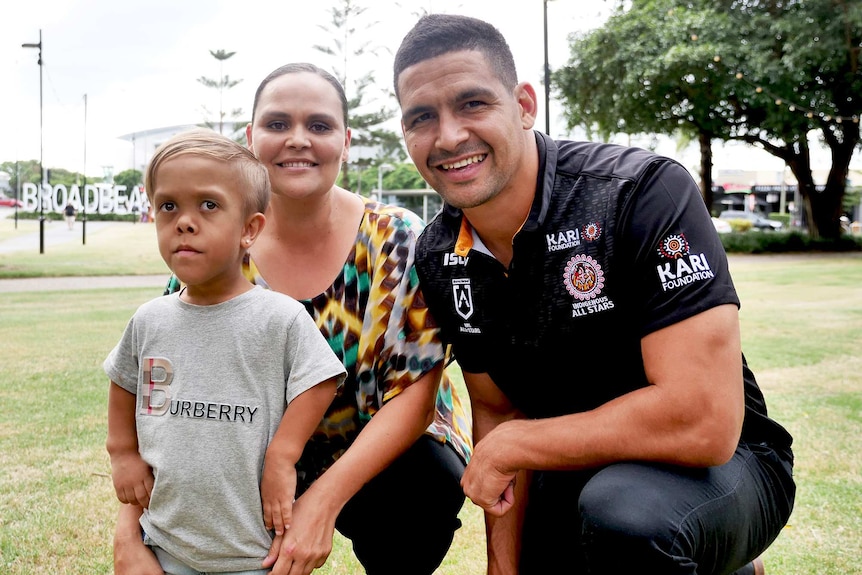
[{"left": 578, "top": 465, "right": 684, "bottom": 569}]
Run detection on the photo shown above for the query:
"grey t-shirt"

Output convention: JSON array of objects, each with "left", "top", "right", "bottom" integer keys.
[{"left": 104, "top": 286, "right": 346, "bottom": 571}]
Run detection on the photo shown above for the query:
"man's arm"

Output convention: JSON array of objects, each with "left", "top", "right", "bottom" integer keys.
[
  {"left": 460, "top": 371, "right": 529, "bottom": 575},
  {"left": 462, "top": 305, "right": 744, "bottom": 490}
]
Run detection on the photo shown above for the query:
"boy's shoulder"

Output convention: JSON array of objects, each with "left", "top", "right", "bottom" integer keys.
[{"left": 246, "top": 286, "right": 307, "bottom": 316}]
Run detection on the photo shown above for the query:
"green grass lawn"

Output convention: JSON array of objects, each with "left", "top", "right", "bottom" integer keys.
[
  {"left": 0, "top": 217, "right": 168, "bottom": 278},
  {"left": 1, "top": 213, "right": 860, "bottom": 573}
]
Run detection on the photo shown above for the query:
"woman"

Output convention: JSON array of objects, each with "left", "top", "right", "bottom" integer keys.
[{"left": 113, "top": 63, "right": 472, "bottom": 575}]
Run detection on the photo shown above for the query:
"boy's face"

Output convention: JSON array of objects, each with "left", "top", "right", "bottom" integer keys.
[{"left": 150, "top": 154, "right": 255, "bottom": 291}]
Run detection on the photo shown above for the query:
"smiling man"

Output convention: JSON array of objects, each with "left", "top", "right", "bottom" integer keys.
[{"left": 393, "top": 13, "right": 794, "bottom": 575}]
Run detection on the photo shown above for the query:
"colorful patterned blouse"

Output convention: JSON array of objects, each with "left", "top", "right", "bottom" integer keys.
[{"left": 241, "top": 199, "right": 472, "bottom": 490}]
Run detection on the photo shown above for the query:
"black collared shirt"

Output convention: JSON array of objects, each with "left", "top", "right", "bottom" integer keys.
[{"left": 416, "top": 132, "right": 792, "bottom": 453}]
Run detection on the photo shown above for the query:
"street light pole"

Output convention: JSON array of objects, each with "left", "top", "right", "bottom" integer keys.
[
  {"left": 377, "top": 163, "right": 394, "bottom": 201},
  {"left": 14, "top": 160, "right": 19, "bottom": 229},
  {"left": 22, "top": 30, "right": 45, "bottom": 254},
  {"left": 543, "top": 0, "right": 551, "bottom": 135},
  {"left": 82, "top": 93, "right": 88, "bottom": 245}
]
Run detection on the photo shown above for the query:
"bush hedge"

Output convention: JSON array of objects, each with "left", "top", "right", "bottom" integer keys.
[
  {"left": 7, "top": 211, "right": 861, "bottom": 254},
  {"left": 719, "top": 231, "right": 862, "bottom": 253}
]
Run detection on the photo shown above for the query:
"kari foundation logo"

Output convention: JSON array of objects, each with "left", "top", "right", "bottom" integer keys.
[
  {"left": 582, "top": 221, "right": 602, "bottom": 242},
  {"left": 655, "top": 233, "right": 715, "bottom": 291}
]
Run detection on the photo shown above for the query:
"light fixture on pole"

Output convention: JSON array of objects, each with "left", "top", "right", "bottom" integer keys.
[
  {"left": 22, "top": 30, "right": 45, "bottom": 254},
  {"left": 377, "top": 163, "right": 394, "bottom": 200}
]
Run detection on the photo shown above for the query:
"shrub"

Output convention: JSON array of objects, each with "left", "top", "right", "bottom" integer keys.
[
  {"left": 725, "top": 218, "right": 754, "bottom": 233},
  {"left": 768, "top": 212, "right": 791, "bottom": 227},
  {"left": 720, "top": 231, "right": 862, "bottom": 254}
]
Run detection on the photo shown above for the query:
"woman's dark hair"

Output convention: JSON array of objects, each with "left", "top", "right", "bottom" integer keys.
[{"left": 251, "top": 63, "right": 348, "bottom": 128}]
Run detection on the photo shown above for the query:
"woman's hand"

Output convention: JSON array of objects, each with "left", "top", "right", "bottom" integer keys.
[
  {"left": 113, "top": 504, "right": 163, "bottom": 575},
  {"left": 262, "top": 487, "right": 338, "bottom": 575}
]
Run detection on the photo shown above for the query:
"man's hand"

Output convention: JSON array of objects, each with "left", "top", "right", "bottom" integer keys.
[{"left": 462, "top": 430, "right": 518, "bottom": 516}]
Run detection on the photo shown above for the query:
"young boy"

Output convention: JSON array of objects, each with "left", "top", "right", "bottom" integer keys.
[{"left": 104, "top": 129, "right": 346, "bottom": 573}]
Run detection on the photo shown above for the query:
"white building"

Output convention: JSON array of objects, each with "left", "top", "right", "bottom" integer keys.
[{"left": 117, "top": 124, "right": 200, "bottom": 175}]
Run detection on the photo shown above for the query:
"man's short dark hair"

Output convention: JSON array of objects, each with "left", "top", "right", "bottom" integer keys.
[{"left": 393, "top": 13, "right": 518, "bottom": 102}]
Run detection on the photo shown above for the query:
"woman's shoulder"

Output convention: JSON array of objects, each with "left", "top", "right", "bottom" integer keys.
[{"left": 360, "top": 197, "right": 425, "bottom": 236}]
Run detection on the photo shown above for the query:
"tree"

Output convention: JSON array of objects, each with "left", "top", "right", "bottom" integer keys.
[
  {"left": 719, "top": 0, "right": 861, "bottom": 239},
  {"left": 554, "top": 0, "right": 862, "bottom": 239},
  {"left": 198, "top": 49, "right": 246, "bottom": 142},
  {"left": 313, "top": 0, "right": 402, "bottom": 191},
  {"left": 345, "top": 162, "right": 426, "bottom": 196},
  {"left": 1, "top": 160, "right": 104, "bottom": 193},
  {"left": 554, "top": 0, "right": 728, "bottom": 211},
  {"left": 0, "top": 160, "right": 41, "bottom": 193},
  {"left": 45, "top": 168, "right": 86, "bottom": 188},
  {"left": 114, "top": 169, "right": 143, "bottom": 191}
]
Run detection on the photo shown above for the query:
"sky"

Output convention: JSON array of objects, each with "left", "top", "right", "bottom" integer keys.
[{"left": 1, "top": 0, "right": 850, "bottom": 183}]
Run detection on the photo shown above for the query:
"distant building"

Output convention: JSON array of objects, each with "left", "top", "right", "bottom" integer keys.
[
  {"left": 0, "top": 171, "right": 11, "bottom": 194},
  {"left": 118, "top": 125, "right": 200, "bottom": 175}
]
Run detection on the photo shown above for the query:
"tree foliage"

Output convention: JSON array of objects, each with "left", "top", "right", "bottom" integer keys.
[
  {"left": 0, "top": 160, "right": 104, "bottom": 193},
  {"left": 553, "top": 0, "right": 862, "bottom": 239},
  {"left": 313, "top": 0, "right": 402, "bottom": 190},
  {"left": 0, "top": 160, "right": 41, "bottom": 192},
  {"left": 114, "top": 169, "right": 143, "bottom": 191},
  {"left": 198, "top": 49, "right": 246, "bottom": 143}
]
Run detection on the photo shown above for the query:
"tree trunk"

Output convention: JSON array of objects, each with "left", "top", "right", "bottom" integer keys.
[
  {"left": 785, "top": 145, "right": 819, "bottom": 237},
  {"left": 788, "top": 121, "right": 860, "bottom": 240},
  {"left": 816, "top": 120, "right": 861, "bottom": 239},
  {"left": 808, "top": 183, "right": 844, "bottom": 239},
  {"left": 699, "top": 131, "right": 714, "bottom": 213}
]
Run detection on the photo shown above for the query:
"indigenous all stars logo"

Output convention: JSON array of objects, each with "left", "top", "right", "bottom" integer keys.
[
  {"left": 657, "top": 234, "right": 689, "bottom": 260},
  {"left": 582, "top": 222, "right": 602, "bottom": 242},
  {"left": 452, "top": 278, "right": 474, "bottom": 320},
  {"left": 563, "top": 254, "right": 604, "bottom": 301}
]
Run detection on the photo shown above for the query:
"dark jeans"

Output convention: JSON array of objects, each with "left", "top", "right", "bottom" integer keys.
[
  {"left": 520, "top": 442, "right": 795, "bottom": 574},
  {"left": 335, "top": 435, "right": 467, "bottom": 575}
]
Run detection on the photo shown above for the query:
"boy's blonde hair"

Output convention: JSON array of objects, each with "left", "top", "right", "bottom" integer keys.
[{"left": 145, "top": 128, "right": 270, "bottom": 217}]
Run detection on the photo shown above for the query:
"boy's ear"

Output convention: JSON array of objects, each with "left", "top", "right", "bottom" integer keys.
[{"left": 242, "top": 212, "right": 266, "bottom": 248}]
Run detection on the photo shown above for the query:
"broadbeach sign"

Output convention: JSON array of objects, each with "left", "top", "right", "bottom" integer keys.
[{"left": 19, "top": 182, "right": 149, "bottom": 214}]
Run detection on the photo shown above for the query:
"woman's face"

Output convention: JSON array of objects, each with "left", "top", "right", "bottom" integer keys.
[{"left": 247, "top": 72, "right": 350, "bottom": 199}]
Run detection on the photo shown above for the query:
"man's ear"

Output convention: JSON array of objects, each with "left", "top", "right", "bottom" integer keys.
[{"left": 515, "top": 82, "right": 538, "bottom": 130}]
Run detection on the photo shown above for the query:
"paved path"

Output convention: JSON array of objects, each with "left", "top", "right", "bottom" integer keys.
[
  {"left": 0, "top": 214, "right": 120, "bottom": 254},
  {"left": 0, "top": 274, "right": 169, "bottom": 293}
]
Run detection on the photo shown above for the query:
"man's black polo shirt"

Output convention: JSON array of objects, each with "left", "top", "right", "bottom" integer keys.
[{"left": 415, "top": 132, "right": 792, "bottom": 453}]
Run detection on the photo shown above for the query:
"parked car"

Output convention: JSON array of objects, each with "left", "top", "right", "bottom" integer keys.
[
  {"left": 711, "top": 217, "right": 733, "bottom": 234},
  {"left": 0, "top": 196, "right": 24, "bottom": 208},
  {"left": 718, "top": 210, "right": 783, "bottom": 231}
]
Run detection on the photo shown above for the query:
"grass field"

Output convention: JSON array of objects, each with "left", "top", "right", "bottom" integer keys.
[
  {"left": 1, "top": 214, "right": 860, "bottom": 573},
  {"left": 0, "top": 217, "right": 168, "bottom": 278}
]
